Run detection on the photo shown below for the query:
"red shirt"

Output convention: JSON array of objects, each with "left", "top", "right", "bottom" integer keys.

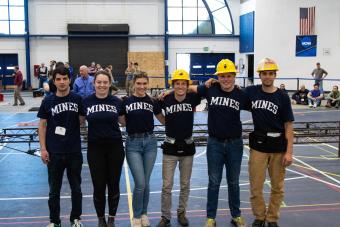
[{"left": 14, "top": 71, "right": 23, "bottom": 86}]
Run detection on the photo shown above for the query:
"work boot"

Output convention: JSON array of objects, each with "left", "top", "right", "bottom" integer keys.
[
  {"left": 251, "top": 219, "right": 265, "bottom": 227},
  {"left": 267, "top": 222, "right": 279, "bottom": 227},
  {"left": 177, "top": 211, "right": 188, "bottom": 226},
  {"left": 205, "top": 218, "right": 216, "bottom": 227},
  {"left": 141, "top": 214, "right": 150, "bottom": 227},
  {"left": 157, "top": 216, "right": 170, "bottom": 227},
  {"left": 132, "top": 218, "right": 142, "bottom": 227},
  {"left": 231, "top": 216, "right": 246, "bottom": 227}
]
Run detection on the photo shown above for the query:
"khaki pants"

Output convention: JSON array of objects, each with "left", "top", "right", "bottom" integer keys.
[
  {"left": 14, "top": 85, "right": 25, "bottom": 105},
  {"left": 161, "top": 154, "right": 193, "bottom": 219},
  {"left": 249, "top": 149, "right": 285, "bottom": 222}
]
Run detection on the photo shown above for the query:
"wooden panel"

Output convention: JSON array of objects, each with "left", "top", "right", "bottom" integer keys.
[{"left": 128, "top": 52, "right": 165, "bottom": 88}]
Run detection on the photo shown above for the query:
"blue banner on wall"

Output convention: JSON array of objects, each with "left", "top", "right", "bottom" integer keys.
[{"left": 296, "top": 35, "right": 317, "bottom": 57}]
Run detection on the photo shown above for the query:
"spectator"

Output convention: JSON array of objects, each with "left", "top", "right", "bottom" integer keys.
[
  {"left": 12, "top": 66, "right": 25, "bottom": 106},
  {"left": 38, "top": 62, "right": 48, "bottom": 89},
  {"left": 48, "top": 60, "right": 56, "bottom": 77},
  {"left": 125, "top": 62, "right": 135, "bottom": 95},
  {"left": 292, "top": 85, "right": 309, "bottom": 105},
  {"left": 96, "top": 63, "right": 103, "bottom": 71},
  {"left": 326, "top": 85, "right": 340, "bottom": 108},
  {"left": 73, "top": 65, "right": 95, "bottom": 99},
  {"left": 307, "top": 83, "right": 323, "bottom": 108},
  {"left": 88, "top": 62, "right": 97, "bottom": 76},
  {"left": 65, "top": 62, "right": 75, "bottom": 88},
  {"left": 279, "top": 83, "right": 288, "bottom": 94},
  {"left": 311, "top": 62, "right": 328, "bottom": 90}
]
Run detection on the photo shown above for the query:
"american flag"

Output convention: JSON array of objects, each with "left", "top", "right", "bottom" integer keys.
[{"left": 299, "top": 7, "right": 315, "bottom": 35}]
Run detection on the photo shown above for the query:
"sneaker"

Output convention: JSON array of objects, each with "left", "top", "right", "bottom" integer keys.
[
  {"left": 46, "top": 223, "right": 61, "bottom": 227},
  {"left": 71, "top": 219, "right": 83, "bottom": 227},
  {"left": 12, "top": 103, "right": 18, "bottom": 106},
  {"left": 335, "top": 104, "right": 339, "bottom": 109},
  {"left": 141, "top": 214, "right": 150, "bottom": 227},
  {"left": 205, "top": 218, "right": 216, "bottom": 227},
  {"left": 107, "top": 216, "right": 115, "bottom": 227},
  {"left": 251, "top": 219, "right": 265, "bottom": 227},
  {"left": 156, "top": 216, "right": 171, "bottom": 227},
  {"left": 267, "top": 222, "right": 279, "bottom": 227},
  {"left": 313, "top": 103, "right": 317, "bottom": 108},
  {"left": 133, "top": 218, "right": 142, "bottom": 227},
  {"left": 231, "top": 216, "right": 246, "bottom": 227},
  {"left": 177, "top": 211, "right": 188, "bottom": 226},
  {"left": 98, "top": 217, "right": 107, "bottom": 227},
  {"left": 19, "top": 102, "right": 25, "bottom": 106}
]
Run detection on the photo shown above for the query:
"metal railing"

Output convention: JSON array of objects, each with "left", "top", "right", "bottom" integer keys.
[{"left": 1, "top": 121, "right": 339, "bottom": 157}]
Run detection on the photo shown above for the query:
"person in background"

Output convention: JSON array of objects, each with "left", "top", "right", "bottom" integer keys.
[
  {"left": 12, "top": 66, "right": 25, "bottom": 106},
  {"left": 64, "top": 62, "right": 75, "bottom": 88},
  {"left": 73, "top": 65, "right": 95, "bottom": 99},
  {"left": 279, "top": 84, "right": 288, "bottom": 94},
  {"left": 38, "top": 62, "right": 48, "bottom": 89},
  {"left": 125, "top": 62, "right": 135, "bottom": 95},
  {"left": 311, "top": 62, "right": 328, "bottom": 90},
  {"left": 307, "top": 83, "right": 323, "bottom": 108},
  {"left": 88, "top": 62, "right": 97, "bottom": 76},
  {"left": 83, "top": 70, "right": 125, "bottom": 227},
  {"left": 96, "top": 63, "right": 103, "bottom": 71},
  {"left": 291, "top": 85, "right": 309, "bottom": 105},
  {"left": 325, "top": 85, "right": 340, "bottom": 108}
]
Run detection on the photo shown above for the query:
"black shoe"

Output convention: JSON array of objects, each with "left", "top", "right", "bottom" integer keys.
[
  {"left": 157, "top": 216, "right": 171, "bottom": 227},
  {"left": 177, "top": 211, "right": 189, "bottom": 226},
  {"left": 20, "top": 103, "right": 25, "bottom": 106},
  {"left": 252, "top": 219, "right": 265, "bottom": 227},
  {"left": 107, "top": 216, "right": 115, "bottom": 227},
  {"left": 98, "top": 217, "right": 107, "bottom": 227},
  {"left": 267, "top": 222, "right": 279, "bottom": 227},
  {"left": 12, "top": 103, "right": 18, "bottom": 106}
]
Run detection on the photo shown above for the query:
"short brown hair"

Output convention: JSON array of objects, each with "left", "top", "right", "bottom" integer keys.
[{"left": 94, "top": 70, "right": 112, "bottom": 84}]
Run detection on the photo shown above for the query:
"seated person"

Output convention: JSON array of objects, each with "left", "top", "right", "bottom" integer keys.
[
  {"left": 307, "top": 83, "right": 323, "bottom": 108},
  {"left": 326, "top": 85, "right": 340, "bottom": 108},
  {"left": 292, "top": 85, "right": 309, "bottom": 105}
]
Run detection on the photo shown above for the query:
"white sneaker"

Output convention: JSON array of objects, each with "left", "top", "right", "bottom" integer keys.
[
  {"left": 71, "top": 219, "right": 83, "bottom": 227},
  {"left": 46, "top": 223, "right": 60, "bottom": 227},
  {"left": 141, "top": 214, "right": 150, "bottom": 227},
  {"left": 313, "top": 103, "right": 317, "bottom": 108},
  {"left": 133, "top": 218, "right": 142, "bottom": 227}
]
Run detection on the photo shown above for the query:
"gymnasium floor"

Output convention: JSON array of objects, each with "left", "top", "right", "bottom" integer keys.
[{"left": 0, "top": 92, "right": 340, "bottom": 227}]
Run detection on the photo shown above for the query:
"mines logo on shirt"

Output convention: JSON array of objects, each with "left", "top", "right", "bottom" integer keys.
[
  {"left": 51, "top": 102, "right": 79, "bottom": 116},
  {"left": 125, "top": 102, "right": 153, "bottom": 113},
  {"left": 165, "top": 103, "right": 193, "bottom": 115},
  {"left": 87, "top": 104, "right": 117, "bottom": 115},
  {"left": 210, "top": 97, "right": 240, "bottom": 110},
  {"left": 251, "top": 100, "right": 278, "bottom": 114}
]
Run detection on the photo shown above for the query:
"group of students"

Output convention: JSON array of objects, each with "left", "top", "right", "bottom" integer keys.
[{"left": 38, "top": 57, "right": 294, "bottom": 227}]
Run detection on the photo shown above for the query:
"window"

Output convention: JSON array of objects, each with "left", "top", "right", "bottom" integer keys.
[
  {"left": 167, "top": 0, "right": 234, "bottom": 35},
  {"left": 0, "top": 0, "right": 25, "bottom": 35}
]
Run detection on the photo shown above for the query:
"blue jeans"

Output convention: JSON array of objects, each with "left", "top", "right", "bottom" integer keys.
[
  {"left": 47, "top": 152, "right": 83, "bottom": 224},
  {"left": 206, "top": 137, "right": 244, "bottom": 218},
  {"left": 126, "top": 134, "right": 158, "bottom": 218}
]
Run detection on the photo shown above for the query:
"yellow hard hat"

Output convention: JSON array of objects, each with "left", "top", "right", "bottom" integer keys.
[
  {"left": 257, "top": 58, "right": 279, "bottom": 72},
  {"left": 214, "top": 59, "right": 237, "bottom": 76},
  {"left": 168, "top": 69, "right": 192, "bottom": 86}
]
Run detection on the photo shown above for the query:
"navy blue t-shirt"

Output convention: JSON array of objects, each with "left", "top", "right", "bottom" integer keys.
[
  {"left": 121, "top": 95, "right": 162, "bottom": 134},
  {"left": 37, "top": 92, "right": 84, "bottom": 154},
  {"left": 159, "top": 92, "right": 201, "bottom": 140},
  {"left": 245, "top": 85, "right": 294, "bottom": 133},
  {"left": 197, "top": 84, "right": 249, "bottom": 139},
  {"left": 83, "top": 94, "right": 122, "bottom": 142}
]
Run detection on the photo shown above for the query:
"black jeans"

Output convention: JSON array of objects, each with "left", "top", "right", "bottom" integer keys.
[
  {"left": 87, "top": 140, "right": 125, "bottom": 217},
  {"left": 47, "top": 152, "right": 83, "bottom": 224}
]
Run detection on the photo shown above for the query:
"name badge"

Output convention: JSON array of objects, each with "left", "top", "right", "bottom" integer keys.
[{"left": 55, "top": 126, "right": 66, "bottom": 136}]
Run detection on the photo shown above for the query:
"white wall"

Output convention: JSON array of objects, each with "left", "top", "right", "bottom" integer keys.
[{"left": 254, "top": 0, "right": 340, "bottom": 90}]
